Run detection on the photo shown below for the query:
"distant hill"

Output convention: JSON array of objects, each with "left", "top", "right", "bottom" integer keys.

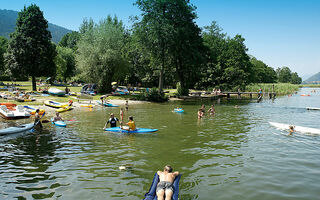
[
  {"left": 0, "top": 9, "right": 71, "bottom": 43},
  {"left": 303, "top": 72, "right": 320, "bottom": 84}
]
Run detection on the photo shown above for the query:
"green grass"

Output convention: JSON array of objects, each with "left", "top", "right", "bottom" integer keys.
[
  {"left": 245, "top": 83, "right": 299, "bottom": 95},
  {"left": 300, "top": 84, "right": 320, "bottom": 88}
]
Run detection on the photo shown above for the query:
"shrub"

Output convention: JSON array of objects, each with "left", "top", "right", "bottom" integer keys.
[{"left": 137, "top": 87, "right": 168, "bottom": 102}]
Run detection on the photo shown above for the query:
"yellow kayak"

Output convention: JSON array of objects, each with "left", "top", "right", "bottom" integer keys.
[
  {"left": 57, "top": 106, "right": 73, "bottom": 113},
  {"left": 80, "top": 104, "right": 94, "bottom": 108},
  {"left": 44, "top": 100, "right": 68, "bottom": 108}
]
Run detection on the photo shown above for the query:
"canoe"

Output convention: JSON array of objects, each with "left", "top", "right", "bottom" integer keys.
[
  {"left": 0, "top": 123, "right": 34, "bottom": 136},
  {"left": 306, "top": 107, "right": 320, "bottom": 110},
  {"left": 57, "top": 106, "right": 73, "bottom": 113},
  {"left": 96, "top": 100, "right": 119, "bottom": 107},
  {"left": 105, "top": 127, "right": 158, "bottom": 133},
  {"left": 144, "top": 173, "right": 181, "bottom": 200},
  {"left": 0, "top": 105, "right": 31, "bottom": 120},
  {"left": 269, "top": 122, "right": 320, "bottom": 135},
  {"left": 51, "top": 118, "right": 67, "bottom": 127},
  {"left": 174, "top": 108, "right": 184, "bottom": 113},
  {"left": 48, "top": 88, "right": 66, "bottom": 96},
  {"left": 23, "top": 105, "right": 45, "bottom": 115},
  {"left": 44, "top": 100, "right": 68, "bottom": 108}
]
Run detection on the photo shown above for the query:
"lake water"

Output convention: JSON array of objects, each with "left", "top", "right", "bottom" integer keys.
[{"left": 1, "top": 88, "right": 320, "bottom": 200}]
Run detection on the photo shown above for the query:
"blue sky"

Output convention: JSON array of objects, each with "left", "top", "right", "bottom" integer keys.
[{"left": 1, "top": 0, "right": 319, "bottom": 79}]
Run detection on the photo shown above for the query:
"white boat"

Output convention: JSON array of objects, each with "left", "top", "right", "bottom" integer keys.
[
  {"left": 48, "top": 88, "right": 65, "bottom": 96},
  {"left": 269, "top": 122, "right": 320, "bottom": 135},
  {"left": 306, "top": 107, "right": 320, "bottom": 110},
  {"left": 0, "top": 105, "right": 31, "bottom": 120},
  {"left": 0, "top": 123, "right": 34, "bottom": 135}
]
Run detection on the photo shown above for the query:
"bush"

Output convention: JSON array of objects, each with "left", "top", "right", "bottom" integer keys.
[
  {"left": 137, "top": 87, "right": 168, "bottom": 102},
  {"left": 176, "top": 82, "right": 189, "bottom": 96}
]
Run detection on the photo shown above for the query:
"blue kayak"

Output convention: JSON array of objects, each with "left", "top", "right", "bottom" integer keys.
[
  {"left": 51, "top": 118, "right": 67, "bottom": 127},
  {"left": 0, "top": 123, "right": 34, "bottom": 136},
  {"left": 174, "top": 108, "right": 184, "bottom": 113},
  {"left": 105, "top": 127, "right": 158, "bottom": 133},
  {"left": 96, "top": 101, "right": 119, "bottom": 107},
  {"left": 144, "top": 173, "right": 182, "bottom": 200}
]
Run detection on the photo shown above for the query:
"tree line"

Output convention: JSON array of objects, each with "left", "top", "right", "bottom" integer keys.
[{"left": 0, "top": 1, "right": 302, "bottom": 94}]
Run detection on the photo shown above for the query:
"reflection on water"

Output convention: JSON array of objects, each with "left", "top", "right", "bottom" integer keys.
[{"left": 1, "top": 88, "right": 320, "bottom": 199}]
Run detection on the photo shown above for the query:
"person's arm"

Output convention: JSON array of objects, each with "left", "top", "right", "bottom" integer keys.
[
  {"left": 173, "top": 171, "right": 179, "bottom": 177},
  {"left": 103, "top": 122, "right": 108, "bottom": 129},
  {"left": 157, "top": 171, "right": 162, "bottom": 176}
]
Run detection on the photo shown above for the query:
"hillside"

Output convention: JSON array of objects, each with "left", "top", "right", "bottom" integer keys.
[
  {"left": 304, "top": 72, "right": 320, "bottom": 84},
  {"left": 0, "top": 9, "right": 71, "bottom": 43}
]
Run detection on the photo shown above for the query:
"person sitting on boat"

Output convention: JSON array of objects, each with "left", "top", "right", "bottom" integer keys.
[
  {"left": 289, "top": 125, "right": 295, "bottom": 136},
  {"left": 156, "top": 165, "right": 180, "bottom": 200},
  {"left": 208, "top": 104, "right": 215, "bottom": 115},
  {"left": 53, "top": 112, "right": 63, "bottom": 122},
  {"left": 121, "top": 116, "right": 136, "bottom": 131},
  {"left": 34, "top": 109, "right": 43, "bottom": 128},
  {"left": 104, "top": 113, "right": 119, "bottom": 129}
]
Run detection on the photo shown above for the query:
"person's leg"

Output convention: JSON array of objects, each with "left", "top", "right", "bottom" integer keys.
[
  {"left": 156, "top": 189, "right": 165, "bottom": 200},
  {"left": 165, "top": 189, "right": 173, "bottom": 200}
]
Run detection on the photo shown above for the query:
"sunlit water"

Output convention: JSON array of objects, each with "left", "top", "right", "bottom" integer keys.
[{"left": 1, "top": 88, "right": 320, "bottom": 200}]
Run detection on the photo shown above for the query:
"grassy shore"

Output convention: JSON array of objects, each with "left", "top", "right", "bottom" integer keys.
[
  {"left": 299, "top": 84, "right": 320, "bottom": 88},
  {"left": 245, "top": 83, "right": 300, "bottom": 95}
]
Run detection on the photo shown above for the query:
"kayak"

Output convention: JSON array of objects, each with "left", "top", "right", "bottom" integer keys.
[
  {"left": 105, "top": 127, "right": 158, "bottom": 133},
  {"left": 96, "top": 100, "right": 119, "bottom": 107},
  {"left": 57, "top": 106, "right": 73, "bottom": 113},
  {"left": 306, "top": 107, "right": 320, "bottom": 110},
  {"left": 15, "top": 98, "right": 36, "bottom": 102},
  {"left": 173, "top": 108, "right": 184, "bottom": 113},
  {"left": 0, "top": 123, "right": 34, "bottom": 136},
  {"left": 51, "top": 118, "right": 67, "bottom": 127},
  {"left": 44, "top": 100, "right": 68, "bottom": 108},
  {"left": 269, "top": 122, "right": 320, "bottom": 135},
  {"left": 80, "top": 104, "right": 94, "bottom": 108},
  {"left": 144, "top": 173, "right": 182, "bottom": 200},
  {"left": 48, "top": 88, "right": 66, "bottom": 96},
  {"left": 23, "top": 105, "right": 45, "bottom": 115}
]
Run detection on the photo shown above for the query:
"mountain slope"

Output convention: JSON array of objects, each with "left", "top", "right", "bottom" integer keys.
[
  {"left": 304, "top": 72, "right": 320, "bottom": 83},
  {"left": 0, "top": 9, "right": 71, "bottom": 43}
]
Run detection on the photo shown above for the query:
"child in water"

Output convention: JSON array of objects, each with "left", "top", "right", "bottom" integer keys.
[
  {"left": 121, "top": 116, "right": 136, "bottom": 131},
  {"left": 288, "top": 125, "right": 295, "bottom": 135},
  {"left": 198, "top": 109, "right": 204, "bottom": 119},
  {"left": 208, "top": 105, "right": 215, "bottom": 115}
]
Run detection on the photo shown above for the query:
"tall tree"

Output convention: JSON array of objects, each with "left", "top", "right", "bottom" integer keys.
[
  {"left": 76, "top": 16, "right": 128, "bottom": 93},
  {"left": 290, "top": 72, "right": 302, "bottom": 84},
  {"left": 55, "top": 46, "right": 76, "bottom": 82},
  {"left": 0, "top": 36, "right": 8, "bottom": 74},
  {"left": 58, "top": 31, "right": 80, "bottom": 50},
  {"left": 5, "top": 4, "right": 56, "bottom": 90},
  {"left": 250, "top": 57, "right": 277, "bottom": 83},
  {"left": 277, "top": 66, "right": 292, "bottom": 83}
]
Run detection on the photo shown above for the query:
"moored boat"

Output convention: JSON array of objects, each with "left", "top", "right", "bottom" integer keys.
[
  {"left": 0, "top": 105, "right": 31, "bottom": 120},
  {"left": 44, "top": 100, "right": 68, "bottom": 108},
  {"left": 0, "top": 123, "right": 34, "bottom": 136}
]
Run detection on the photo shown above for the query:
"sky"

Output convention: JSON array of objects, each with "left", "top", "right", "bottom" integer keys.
[{"left": 1, "top": 0, "right": 320, "bottom": 79}]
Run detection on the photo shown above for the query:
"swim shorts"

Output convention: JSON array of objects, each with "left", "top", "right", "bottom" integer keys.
[{"left": 156, "top": 181, "right": 174, "bottom": 192}]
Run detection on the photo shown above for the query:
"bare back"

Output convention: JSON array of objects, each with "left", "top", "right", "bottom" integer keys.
[{"left": 157, "top": 171, "right": 179, "bottom": 183}]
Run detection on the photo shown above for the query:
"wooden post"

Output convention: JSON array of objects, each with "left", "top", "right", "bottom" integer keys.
[
  {"left": 250, "top": 93, "right": 252, "bottom": 99},
  {"left": 227, "top": 93, "right": 230, "bottom": 98}
]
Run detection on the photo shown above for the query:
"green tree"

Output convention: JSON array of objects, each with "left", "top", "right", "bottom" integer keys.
[
  {"left": 0, "top": 36, "right": 8, "bottom": 74},
  {"left": 250, "top": 57, "right": 277, "bottom": 83},
  {"left": 58, "top": 31, "right": 80, "bottom": 50},
  {"left": 76, "top": 16, "right": 128, "bottom": 93},
  {"left": 290, "top": 72, "right": 302, "bottom": 84},
  {"left": 277, "top": 66, "right": 292, "bottom": 83},
  {"left": 5, "top": 4, "right": 56, "bottom": 90},
  {"left": 55, "top": 46, "right": 76, "bottom": 82}
]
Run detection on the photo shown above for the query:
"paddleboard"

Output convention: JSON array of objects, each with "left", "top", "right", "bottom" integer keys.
[
  {"left": 269, "top": 122, "right": 320, "bottom": 135},
  {"left": 105, "top": 127, "right": 158, "bottom": 133},
  {"left": 51, "top": 118, "right": 67, "bottom": 127},
  {"left": 0, "top": 123, "right": 34, "bottom": 136},
  {"left": 144, "top": 173, "right": 181, "bottom": 200},
  {"left": 306, "top": 107, "right": 320, "bottom": 110}
]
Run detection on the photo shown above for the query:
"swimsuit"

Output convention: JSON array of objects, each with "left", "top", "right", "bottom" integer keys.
[
  {"left": 156, "top": 181, "right": 174, "bottom": 192},
  {"left": 107, "top": 117, "right": 119, "bottom": 127}
]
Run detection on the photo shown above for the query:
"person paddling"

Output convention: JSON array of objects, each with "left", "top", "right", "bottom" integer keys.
[
  {"left": 104, "top": 113, "right": 119, "bottom": 129},
  {"left": 53, "top": 112, "right": 63, "bottom": 122},
  {"left": 156, "top": 165, "right": 180, "bottom": 200}
]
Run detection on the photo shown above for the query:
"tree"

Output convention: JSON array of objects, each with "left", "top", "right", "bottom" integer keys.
[
  {"left": 55, "top": 46, "right": 76, "bottom": 82},
  {"left": 277, "top": 67, "right": 292, "bottom": 83},
  {"left": 290, "top": 72, "right": 302, "bottom": 84},
  {"left": 58, "top": 31, "right": 80, "bottom": 50},
  {"left": 5, "top": 4, "right": 56, "bottom": 90},
  {"left": 76, "top": 16, "right": 128, "bottom": 93},
  {"left": 0, "top": 36, "right": 8, "bottom": 74},
  {"left": 250, "top": 57, "right": 277, "bottom": 83}
]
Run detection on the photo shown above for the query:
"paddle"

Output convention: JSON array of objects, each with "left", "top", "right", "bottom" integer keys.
[{"left": 31, "top": 112, "right": 46, "bottom": 131}]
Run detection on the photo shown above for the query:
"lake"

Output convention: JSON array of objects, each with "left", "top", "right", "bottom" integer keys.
[{"left": 1, "top": 87, "right": 320, "bottom": 200}]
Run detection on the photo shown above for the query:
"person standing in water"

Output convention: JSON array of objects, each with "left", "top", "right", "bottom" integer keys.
[
  {"left": 125, "top": 100, "right": 129, "bottom": 110},
  {"left": 198, "top": 109, "right": 204, "bottom": 119},
  {"left": 156, "top": 165, "right": 179, "bottom": 200},
  {"left": 208, "top": 105, "right": 215, "bottom": 115},
  {"left": 120, "top": 108, "right": 124, "bottom": 125},
  {"left": 104, "top": 113, "right": 119, "bottom": 129},
  {"left": 34, "top": 109, "right": 43, "bottom": 128}
]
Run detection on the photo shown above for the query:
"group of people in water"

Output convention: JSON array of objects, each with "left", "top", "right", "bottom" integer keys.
[{"left": 198, "top": 104, "right": 215, "bottom": 119}]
